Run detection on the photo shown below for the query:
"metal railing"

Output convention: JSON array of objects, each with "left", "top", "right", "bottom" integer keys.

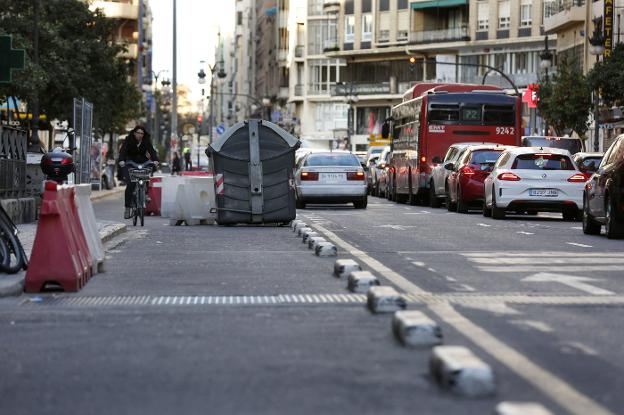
[
  {"left": 544, "top": 0, "right": 585, "bottom": 19},
  {"left": 409, "top": 26, "right": 469, "bottom": 44},
  {"left": 0, "top": 126, "right": 28, "bottom": 199}
]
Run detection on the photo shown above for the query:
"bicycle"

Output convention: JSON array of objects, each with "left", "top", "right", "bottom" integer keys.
[
  {"left": 0, "top": 204, "right": 28, "bottom": 274},
  {"left": 126, "top": 161, "right": 155, "bottom": 227}
]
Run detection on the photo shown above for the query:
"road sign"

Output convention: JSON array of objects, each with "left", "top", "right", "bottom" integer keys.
[
  {"left": 216, "top": 124, "right": 225, "bottom": 135},
  {"left": 0, "top": 35, "right": 26, "bottom": 83}
]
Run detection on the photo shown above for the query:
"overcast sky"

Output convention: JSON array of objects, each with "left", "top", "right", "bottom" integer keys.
[{"left": 150, "top": 0, "right": 235, "bottom": 102}]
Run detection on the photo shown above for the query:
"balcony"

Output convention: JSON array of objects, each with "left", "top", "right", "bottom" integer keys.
[
  {"left": 323, "top": 0, "right": 340, "bottom": 15},
  {"left": 91, "top": 1, "right": 138, "bottom": 20},
  {"left": 409, "top": 26, "right": 469, "bottom": 44},
  {"left": 544, "top": 0, "right": 586, "bottom": 33},
  {"left": 294, "top": 84, "right": 304, "bottom": 97},
  {"left": 332, "top": 83, "right": 392, "bottom": 96},
  {"left": 278, "top": 49, "right": 288, "bottom": 62},
  {"left": 294, "top": 45, "right": 305, "bottom": 58}
]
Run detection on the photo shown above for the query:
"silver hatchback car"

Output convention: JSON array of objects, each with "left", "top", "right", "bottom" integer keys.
[{"left": 295, "top": 152, "right": 368, "bottom": 209}]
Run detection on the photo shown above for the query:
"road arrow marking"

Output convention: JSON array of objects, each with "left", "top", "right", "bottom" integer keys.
[{"left": 522, "top": 272, "right": 615, "bottom": 296}]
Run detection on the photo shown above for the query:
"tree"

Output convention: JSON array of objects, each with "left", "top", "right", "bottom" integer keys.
[
  {"left": 537, "top": 56, "right": 592, "bottom": 137},
  {"left": 588, "top": 43, "right": 624, "bottom": 107},
  {"left": 0, "top": 0, "right": 141, "bottom": 136}
]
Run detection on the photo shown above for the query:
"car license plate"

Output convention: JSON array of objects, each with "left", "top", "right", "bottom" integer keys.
[
  {"left": 529, "top": 189, "right": 558, "bottom": 197},
  {"left": 321, "top": 173, "right": 345, "bottom": 183}
]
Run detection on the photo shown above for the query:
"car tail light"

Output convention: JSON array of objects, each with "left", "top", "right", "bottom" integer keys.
[
  {"left": 567, "top": 173, "right": 588, "bottom": 182},
  {"left": 420, "top": 155, "right": 427, "bottom": 163},
  {"left": 301, "top": 171, "right": 319, "bottom": 181},
  {"left": 497, "top": 172, "right": 521, "bottom": 181},
  {"left": 460, "top": 166, "right": 475, "bottom": 176},
  {"left": 347, "top": 171, "right": 366, "bottom": 181},
  {"left": 581, "top": 172, "right": 593, "bottom": 180},
  {"left": 61, "top": 157, "right": 73, "bottom": 165}
]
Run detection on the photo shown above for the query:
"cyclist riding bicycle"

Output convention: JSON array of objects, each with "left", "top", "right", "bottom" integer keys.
[{"left": 118, "top": 126, "right": 159, "bottom": 219}]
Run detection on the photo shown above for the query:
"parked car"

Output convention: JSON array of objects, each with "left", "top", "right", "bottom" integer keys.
[
  {"left": 445, "top": 145, "right": 514, "bottom": 213},
  {"left": 366, "top": 145, "right": 387, "bottom": 162},
  {"left": 369, "top": 146, "right": 390, "bottom": 196},
  {"left": 521, "top": 135, "right": 584, "bottom": 155},
  {"left": 572, "top": 152, "right": 603, "bottom": 179},
  {"left": 483, "top": 147, "right": 587, "bottom": 220},
  {"left": 294, "top": 152, "right": 368, "bottom": 209},
  {"left": 429, "top": 142, "right": 499, "bottom": 208},
  {"left": 582, "top": 134, "right": 624, "bottom": 238},
  {"left": 378, "top": 151, "right": 393, "bottom": 199}
]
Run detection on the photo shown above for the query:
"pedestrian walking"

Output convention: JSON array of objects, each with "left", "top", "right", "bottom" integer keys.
[
  {"left": 184, "top": 148, "right": 192, "bottom": 171},
  {"left": 171, "top": 152, "right": 182, "bottom": 175}
]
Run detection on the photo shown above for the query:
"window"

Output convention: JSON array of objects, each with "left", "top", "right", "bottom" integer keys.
[
  {"left": 470, "top": 150, "right": 504, "bottom": 166},
  {"left": 308, "top": 20, "right": 338, "bottom": 54},
  {"left": 477, "top": 2, "right": 489, "bottom": 31},
  {"left": 428, "top": 104, "right": 460, "bottom": 123},
  {"left": 309, "top": 59, "right": 344, "bottom": 94},
  {"left": 543, "top": 0, "right": 555, "bottom": 21},
  {"left": 398, "top": 0, "right": 408, "bottom": 9},
  {"left": 494, "top": 53, "right": 508, "bottom": 72},
  {"left": 307, "top": 0, "right": 324, "bottom": 16},
  {"left": 237, "top": 11, "right": 242, "bottom": 26},
  {"left": 483, "top": 105, "right": 515, "bottom": 126},
  {"left": 362, "top": 14, "right": 373, "bottom": 42},
  {"left": 345, "top": 15, "right": 355, "bottom": 43},
  {"left": 356, "top": 107, "right": 390, "bottom": 135},
  {"left": 314, "top": 103, "right": 348, "bottom": 132},
  {"left": 511, "top": 154, "right": 575, "bottom": 170},
  {"left": 305, "top": 153, "right": 359, "bottom": 166},
  {"left": 379, "top": 0, "right": 389, "bottom": 11},
  {"left": 520, "top": 0, "right": 532, "bottom": 27},
  {"left": 498, "top": 0, "right": 510, "bottom": 29},
  {"left": 514, "top": 52, "right": 528, "bottom": 74}
]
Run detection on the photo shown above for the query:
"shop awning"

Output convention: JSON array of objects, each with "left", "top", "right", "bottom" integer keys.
[{"left": 411, "top": 0, "right": 468, "bottom": 10}]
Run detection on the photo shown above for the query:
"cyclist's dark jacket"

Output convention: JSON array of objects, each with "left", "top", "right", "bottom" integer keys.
[{"left": 119, "top": 134, "right": 159, "bottom": 164}]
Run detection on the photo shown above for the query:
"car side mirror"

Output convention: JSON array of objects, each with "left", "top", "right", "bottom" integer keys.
[
  {"left": 444, "top": 162, "right": 454, "bottom": 171},
  {"left": 432, "top": 156, "right": 442, "bottom": 164}
]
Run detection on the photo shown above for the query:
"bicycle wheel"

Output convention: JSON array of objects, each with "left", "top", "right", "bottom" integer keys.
[
  {"left": 133, "top": 208, "right": 138, "bottom": 226},
  {"left": 0, "top": 220, "right": 26, "bottom": 274},
  {"left": 139, "top": 207, "right": 145, "bottom": 227},
  {"left": 0, "top": 236, "right": 9, "bottom": 272}
]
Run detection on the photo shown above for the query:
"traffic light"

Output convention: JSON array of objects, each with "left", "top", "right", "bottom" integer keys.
[
  {"left": 197, "top": 115, "right": 203, "bottom": 124},
  {"left": 409, "top": 56, "right": 417, "bottom": 73}
]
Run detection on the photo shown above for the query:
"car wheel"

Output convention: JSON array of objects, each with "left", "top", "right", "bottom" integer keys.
[
  {"left": 445, "top": 185, "right": 456, "bottom": 212},
  {"left": 482, "top": 199, "right": 492, "bottom": 217},
  {"left": 605, "top": 194, "right": 624, "bottom": 239},
  {"left": 374, "top": 182, "right": 380, "bottom": 197},
  {"left": 456, "top": 186, "right": 468, "bottom": 214},
  {"left": 491, "top": 188, "right": 505, "bottom": 220},
  {"left": 582, "top": 194, "right": 601, "bottom": 235},
  {"left": 429, "top": 182, "right": 441, "bottom": 208},
  {"left": 354, "top": 197, "right": 368, "bottom": 209}
]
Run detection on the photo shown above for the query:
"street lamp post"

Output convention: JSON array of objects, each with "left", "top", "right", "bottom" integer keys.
[
  {"left": 540, "top": 36, "right": 553, "bottom": 135},
  {"left": 589, "top": 17, "right": 606, "bottom": 152},
  {"left": 337, "top": 81, "right": 358, "bottom": 151}
]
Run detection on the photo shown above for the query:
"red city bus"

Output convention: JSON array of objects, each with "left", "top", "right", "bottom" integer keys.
[{"left": 382, "top": 83, "right": 522, "bottom": 204}]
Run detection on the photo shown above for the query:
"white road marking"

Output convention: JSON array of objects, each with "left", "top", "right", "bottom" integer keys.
[
  {"left": 463, "top": 251, "right": 624, "bottom": 258},
  {"left": 468, "top": 257, "right": 624, "bottom": 265},
  {"left": 523, "top": 273, "right": 615, "bottom": 296},
  {"left": 445, "top": 276, "right": 457, "bottom": 282},
  {"left": 510, "top": 320, "right": 554, "bottom": 333},
  {"left": 516, "top": 231, "right": 535, "bottom": 235},
  {"left": 566, "top": 242, "right": 593, "bottom": 248},
  {"left": 477, "top": 223, "right": 492, "bottom": 227},
  {"left": 478, "top": 265, "right": 623, "bottom": 273},
  {"left": 309, "top": 222, "right": 615, "bottom": 415},
  {"left": 570, "top": 226, "right": 583, "bottom": 230},
  {"left": 450, "top": 283, "right": 476, "bottom": 292},
  {"left": 411, "top": 261, "right": 426, "bottom": 267},
  {"left": 427, "top": 267, "right": 437, "bottom": 273},
  {"left": 559, "top": 341, "right": 599, "bottom": 356}
]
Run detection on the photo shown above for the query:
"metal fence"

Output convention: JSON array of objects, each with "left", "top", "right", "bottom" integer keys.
[
  {"left": 72, "top": 98, "right": 94, "bottom": 185},
  {"left": 0, "top": 126, "right": 27, "bottom": 199}
]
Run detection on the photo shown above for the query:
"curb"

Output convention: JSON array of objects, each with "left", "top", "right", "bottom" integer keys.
[
  {"left": 0, "top": 222, "right": 127, "bottom": 298},
  {"left": 90, "top": 187, "right": 125, "bottom": 202}
]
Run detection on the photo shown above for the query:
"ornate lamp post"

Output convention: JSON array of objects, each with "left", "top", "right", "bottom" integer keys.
[
  {"left": 539, "top": 36, "right": 553, "bottom": 135},
  {"left": 589, "top": 17, "right": 606, "bottom": 152}
]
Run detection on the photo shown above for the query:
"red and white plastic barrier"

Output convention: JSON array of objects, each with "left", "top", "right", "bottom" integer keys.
[
  {"left": 145, "top": 176, "right": 162, "bottom": 216},
  {"left": 74, "top": 184, "right": 105, "bottom": 273}
]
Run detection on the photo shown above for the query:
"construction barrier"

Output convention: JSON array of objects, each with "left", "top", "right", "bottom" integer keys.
[
  {"left": 74, "top": 184, "right": 105, "bottom": 273},
  {"left": 169, "top": 176, "right": 216, "bottom": 226},
  {"left": 181, "top": 171, "right": 212, "bottom": 177},
  {"left": 25, "top": 182, "right": 93, "bottom": 292},
  {"left": 145, "top": 176, "right": 162, "bottom": 216},
  {"left": 160, "top": 176, "right": 185, "bottom": 217}
]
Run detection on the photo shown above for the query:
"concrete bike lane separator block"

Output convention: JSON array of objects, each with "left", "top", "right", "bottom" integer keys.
[
  {"left": 297, "top": 226, "right": 312, "bottom": 237},
  {"left": 347, "top": 271, "right": 380, "bottom": 293},
  {"left": 315, "top": 242, "right": 337, "bottom": 257},
  {"left": 430, "top": 345, "right": 496, "bottom": 398},
  {"left": 334, "top": 259, "right": 361, "bottom": 278},
  {"left": 308, "top": 236, "right": 326, "bottom": 250},
  {"left": 392, "top": 310, "right": 443, "bottom": 348},
  {"left": 293, "top": 222, "right": 307, "bottom": 233},
  {"left": 291, "top": 219, "right": 304, "bottom": 230},
  {"left": 302, "top": 230, "right": 319, "bottom": 243},
  {"left": 494, "top": 402, "right": 554, "bottom": 415},
  {"left": 367, "top": 286, "right": 406, "bottom": 313}
]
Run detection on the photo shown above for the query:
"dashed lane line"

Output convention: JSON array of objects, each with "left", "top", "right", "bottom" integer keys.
[
  {"left": 566, "top": 242, "right": 593, "bottom": 248},
  {"left": 307, "top": 220, "right": 616, "bottom": 415}
]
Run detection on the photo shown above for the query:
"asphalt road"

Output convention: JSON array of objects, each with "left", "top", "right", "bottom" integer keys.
[{"left": 0, "top": 193, "right": 622, "bottom": 414}]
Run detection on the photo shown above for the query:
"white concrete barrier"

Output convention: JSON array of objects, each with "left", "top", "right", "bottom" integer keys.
[
  {"left": 74, "top": 184, "right": 105, "bottom": 273},
  {"left": 430, "top": 346, "right": 496, "bottom": 398},
  {"left": 308, "top": 236, "right": 326, "bottom": 250},
  {"left": 302, "top": 230, "right": 319, "bottom": 243},
  {"left": 161, "top": 176, "right": 186, "bottom": 218},
  {"left": 291, "top": 220, "right": 304, "bottom": 230},
  {"left": 392, "top": 310, "right": 442, "bottom": 348},
  {"left": 293, "top": 222, "right": 307, "bottom": 233},
  {"left": 169, "top": 177, "right": 216, "bottom": 226},
  {"left": 315, "top": 242, "right": 337, "bottom": 257},
  {"left": 334, "top": 259, "right": 361, "bottom": 278},
  {"left": 367, "top": 286, "right": 406, "bottom": 313},
  {"left": 347, "top": 271, "right": 380, "bottom": 293},
  {"left": 297, "top": 226, "right": 312, "bottom": 237}
]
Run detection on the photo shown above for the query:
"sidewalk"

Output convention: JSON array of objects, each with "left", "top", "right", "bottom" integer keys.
[
  {"left": 90, "top": 185, "right": 125, "bottom": 202},
  {"left": 0, "top": 219, "right": 127, "bottom": 297}
]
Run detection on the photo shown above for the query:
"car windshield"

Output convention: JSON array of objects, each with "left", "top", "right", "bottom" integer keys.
[
  {"left": 305, "top": 154, "right": 360, "bottom": 167},
  {"left": 511, "top": 153, "right": 575, "bottom": 170},
  {"left": 578, "top": 157, "right": 602, "bottom": 173},
  {"left": 369, "top": 148, "right": 384, "bottom": 155},
  {"left": 470, "top": 150, "right": 503, "bottom": 166},
  {"left": 523, "top": 137, "right": 582, "bottom": 154}
]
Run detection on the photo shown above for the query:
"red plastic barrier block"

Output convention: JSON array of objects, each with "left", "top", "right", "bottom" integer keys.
[
  {"left": 25, "top": 182, "right": 92, "bottom": 292},
  {"left": 180, "top": 171, "right": 213, "bottom": 177},
  {"left": 146, "top": 176, "right": 162, "bottom": 216}
]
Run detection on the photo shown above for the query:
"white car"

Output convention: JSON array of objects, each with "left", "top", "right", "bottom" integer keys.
[
  {"left": 429, "top": 142, "right": 498, "bottom": 208},
  {"left": 483, "top": 147, "right": 587, "bottom": 220}
]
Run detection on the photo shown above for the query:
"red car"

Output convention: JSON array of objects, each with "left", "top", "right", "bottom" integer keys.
[{"left": 445, "top": 145, "right": 515, "bottom": 213}]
